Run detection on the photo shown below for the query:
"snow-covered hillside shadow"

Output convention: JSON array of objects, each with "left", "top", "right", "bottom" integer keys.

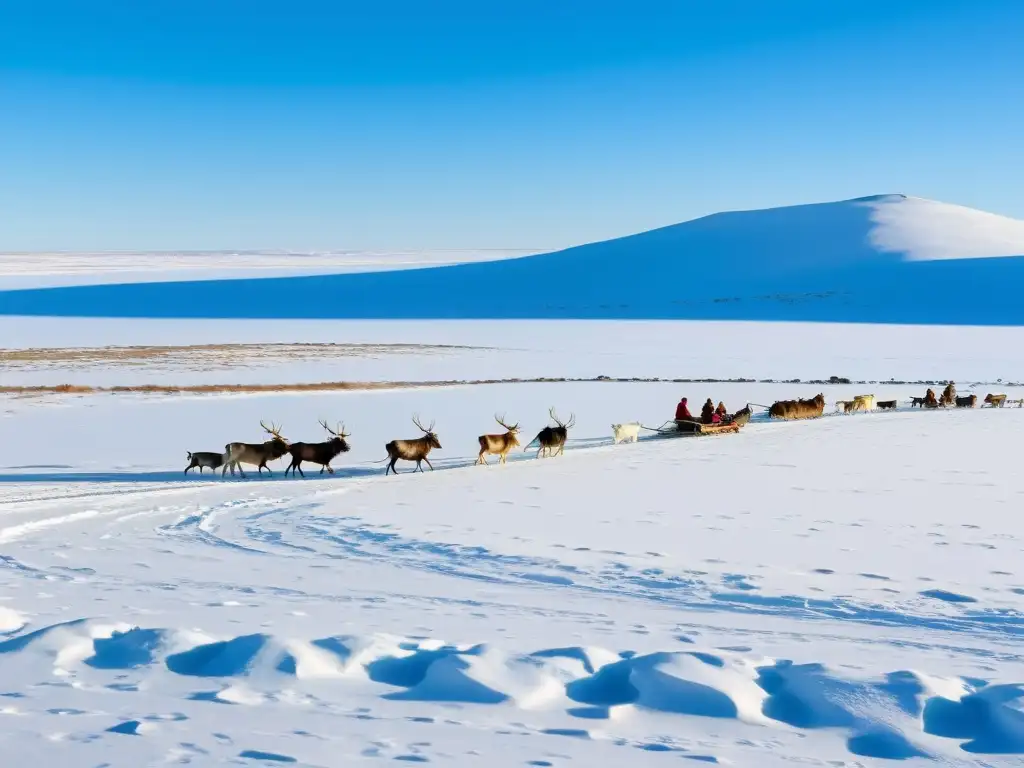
[{"left": 3, "top": 195, "right": 1024, "bottom": 324}]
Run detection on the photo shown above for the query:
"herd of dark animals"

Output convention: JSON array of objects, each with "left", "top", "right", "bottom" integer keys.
[
  {"left": 184, "top": 382, "right": 1015, "bottom": 477},
  {"left": 771, "top": 382, "right": 1011, "bottom": 420},
  {"left": 907, "top": 382, "right": 993, "bottom": 410},
  {"left": 905, "top": 382, "right": 1015, "bottom": 410}
]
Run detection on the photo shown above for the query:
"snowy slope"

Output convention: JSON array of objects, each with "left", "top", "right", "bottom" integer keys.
[
  {"left": 865, "top": 195, "right": 1024, "bottom": 261},
  {"left": 3, "top": 194, "right": 1024, "bottom": 324}
]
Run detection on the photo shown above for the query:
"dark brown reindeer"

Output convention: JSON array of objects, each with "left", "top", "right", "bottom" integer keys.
[
  {"left": 526, "top": 408, "right": 575, "bottom": 458},
  {"left": 285, "top": 420, "right": 351, "bottom": 477},
  {"left": 476, "top": 414, "right": 521, "bottom": 466},
  {"left": 222, "top": 421, "right": 289, "bottom": 478},
  {"left": 184, "top": 450, "right": 225, "bottom": 474},
  {"left": 384, "top": 415, "right": 441, "bottom": 476}
]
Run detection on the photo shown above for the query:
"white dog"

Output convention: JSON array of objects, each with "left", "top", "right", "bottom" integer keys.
[{"left": 611, "top": 422, "right": 641, "bottom": 444}]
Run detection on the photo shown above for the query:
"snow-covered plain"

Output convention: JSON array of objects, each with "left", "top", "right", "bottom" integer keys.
[
  {"left": 5, "top": 220, "right": 1024, "bottom": 765},
  {"left": 4, "top": 318, "right": 1024, "bottom": 389},
  {"left": 4, "top": 359, "right": 1024, "bottom": 765}
]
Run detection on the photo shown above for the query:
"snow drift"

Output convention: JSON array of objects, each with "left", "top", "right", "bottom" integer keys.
[{"left": 2, "top": 194, "right": 1024, "bottom": 324}]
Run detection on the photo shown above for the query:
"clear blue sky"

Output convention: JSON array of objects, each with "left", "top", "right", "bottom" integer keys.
[{"left": 1, "top": 0, "right": 1021, "bottom": 251}]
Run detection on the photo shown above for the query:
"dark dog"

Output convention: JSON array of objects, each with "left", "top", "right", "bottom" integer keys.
[
  {"left": 877, "top": 400, "right": 897, "bottom": 410},
  {"left": 955, "top": 394, "right": 977, "bottom": 408},
  {"left": 185, "top": 451, "right": 225, "bottom": 474}
]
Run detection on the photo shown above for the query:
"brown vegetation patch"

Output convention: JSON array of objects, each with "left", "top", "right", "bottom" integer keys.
[
  {"left": 0, "top": 342, "right": 489, "bottom": 372},
  {"left": 0, "top": 378, "right": 571, "bottom": 397}
]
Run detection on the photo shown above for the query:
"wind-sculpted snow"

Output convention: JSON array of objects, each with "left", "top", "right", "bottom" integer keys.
[
  {"left": 1, "top": 618, "right": 1023, "bottom": 761},
  {"left": 3, "top": 195, "right": 1024, "bottom": 324}
]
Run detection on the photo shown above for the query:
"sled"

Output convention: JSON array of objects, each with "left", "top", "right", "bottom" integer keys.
[{"left": 640, "top": 419, "right": 742, "bottom": 438}]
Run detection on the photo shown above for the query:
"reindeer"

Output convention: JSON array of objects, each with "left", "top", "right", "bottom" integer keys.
[
  {"left": 385, "top": 415, "right": 441, "bottom": 475},
  {"left": 476, "top": 414, "right": 521, "bottom": 465},
  {"left": 525, "top": 408, "right": 575, "bottom": 458},
  {"left": 184, "top": 450, "right": 226, "bottom": 474},
  {"left": 222, "top": 421, "right": 289, "bottom": 478},
  {"left": 285, "top": 420, "right": 351, "bottom": 477}
]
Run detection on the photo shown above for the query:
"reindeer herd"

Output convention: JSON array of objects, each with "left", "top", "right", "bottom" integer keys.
[
  {"left": 185, "top": 408, "right": 578, "bottom": 478},
  {"left": 184, "top": 383, "right": 1017, "bottom": 478}
]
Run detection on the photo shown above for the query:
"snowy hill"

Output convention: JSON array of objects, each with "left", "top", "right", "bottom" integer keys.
[{"left": 3, "top": 194, "right": 1024, "bottom": 324}]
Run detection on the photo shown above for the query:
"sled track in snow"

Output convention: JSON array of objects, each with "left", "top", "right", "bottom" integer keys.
[{"left": 2, "top": 406, "right": 1019, "bottom": 645}]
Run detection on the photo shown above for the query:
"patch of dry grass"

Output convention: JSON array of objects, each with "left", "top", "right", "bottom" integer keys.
[
  {"left": 0, "top": 342, "right": 489, "bottom": 372},
  {"left": 0, "top": 377, "right": 578, "bottom": 397}
]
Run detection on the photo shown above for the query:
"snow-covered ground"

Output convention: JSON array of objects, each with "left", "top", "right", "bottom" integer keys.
[
  {"left": 4, "top": 318, "right": 1024, "bottom": 389},
  {"left": 4, "top": 234, "right": 1024, "bottom": 765},
  {"left": 3, "top": 372, "right": 1024, "bottom": 765}
]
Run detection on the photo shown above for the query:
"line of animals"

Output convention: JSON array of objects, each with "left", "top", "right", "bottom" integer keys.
[
  {"left": 185, "top": 383, "right": 1020, "bottom": 477},
  {"left": 184, "top": 408, "right": 579, "bottom": 478},
  {"left": 769, "top": 382, "right": 1018, "bottom": 420}
]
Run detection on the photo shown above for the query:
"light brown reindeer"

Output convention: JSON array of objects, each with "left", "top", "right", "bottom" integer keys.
[
  {"left": 385, "top": 415, "right": 442, "bottom": 476},
  {"left": 526, "top": 407, "right": 575, "bottom": 458},
  {"left": 476, "top": 414, "right": 521, "bottom": 465},
  {"left": 222, "top": 420, "right": 289, "bottom": 478}
]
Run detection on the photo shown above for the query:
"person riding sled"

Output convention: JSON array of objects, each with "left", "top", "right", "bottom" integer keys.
[
  {"left": 675, "top": 397, "right": 693, "bottom": 421},
  {"left": 701, "top": 398, "right": 720, "bottom": 424}
]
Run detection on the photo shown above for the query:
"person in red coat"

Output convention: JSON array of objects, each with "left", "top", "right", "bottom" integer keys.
[{"left": 675, "top": 397, "right": 692, "bottom": 421}]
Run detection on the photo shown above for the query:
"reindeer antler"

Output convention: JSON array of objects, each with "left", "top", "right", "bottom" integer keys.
[
  {"left": 337, "top": 422, "right": 349, "bottom": 438},
  {"left": 318, "top": 418, "right": 337, "bottom": 436},
  {"left": 261, "top": 420, "right": 285, "bottom": 439},
  {"left": 412, "top": 414, "right": 432, "bottom": 434},
  {"left": 495, "top": 413, "right": 518, "bottom": 431}
]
